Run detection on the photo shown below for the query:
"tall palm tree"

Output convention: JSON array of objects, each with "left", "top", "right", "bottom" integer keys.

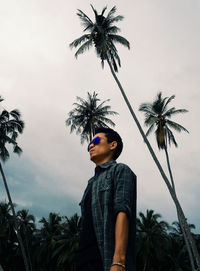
[
  {"left": 70, "top": 5, "right": 130, "bottom": 73},
  {"left": 139, "top": 92, "right": 189, "bottom": 191},
  {"left": 139, "top": 92, "right": 196, "bottom": 270},
  {"left": 137, "top": 209, "right": 169, "bottom": 271},
  {"left": 66, "top": 91, "right": 118, "bottom": 143},
  {"left": 70, "top": 6, "right": 200, "bottom": 269},
  {"left": 0, "top": 96, "right": 29, "bottom": 271}
]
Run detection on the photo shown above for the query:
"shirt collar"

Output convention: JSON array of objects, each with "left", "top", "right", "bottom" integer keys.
[{"left": 95, "top": 160, "right": 116, "bottom": 174}]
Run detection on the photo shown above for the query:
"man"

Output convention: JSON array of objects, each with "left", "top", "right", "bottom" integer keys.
[{"left": 75, "top": 127, "right": 136, "bottom": 271}]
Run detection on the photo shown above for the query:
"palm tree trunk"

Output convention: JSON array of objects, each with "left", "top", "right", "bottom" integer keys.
[
  {"left": 106, "top": 57, "right": 200, "bottom": 270},
  {"left": 164, "top": 146, "right": 176, "bottom": 191},
  {"left": 164, "top": 146, "right": 195, "bottom": 270},
  {"left": 178, "top": 212, "right": 195, "bottom": 270},
  {"left": 176, "top": 203, "right": 200, "bottom": 270},
  {"left": 25, "top": 234, "right": 33, "bottom": 271},
  {"left": 0, "top": 162, "right": 30, "bottom": 271}
]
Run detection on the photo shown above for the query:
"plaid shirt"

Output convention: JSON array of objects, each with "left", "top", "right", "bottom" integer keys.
[{"left": 80, "top": 160, "right": 137, "bottom": 271}]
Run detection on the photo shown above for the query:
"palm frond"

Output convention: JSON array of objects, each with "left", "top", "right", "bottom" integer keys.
[
  {"left": 90, "top": 5, "right": 98, "bottom": 20},
  {"left": 106, "top": 6, "right": 117, "bottom": 20},
  {"left": 163, "top": 107, "right": 176, "bottom": 118},
  {"left": 163, "top": 94, "right": 175, "bottom": 112},
  {"left": 166, "top": 126, "right": 178, "bottom": 147},
  {"left": 74, "top": 40, "right": 93, "bottom": 58},
  {"left": 109, "top": 15, "right": 124, "bottom": 24},
  {"left": 144, "top": 116, "right": 157, "bottom": 126},
  {"left": 107, "top": 26, "right": 121, "bottom": 34},
  {"left": 0, "top": 110, "right": 9, "bottom": 120},
  {"left": 166, "top": 120, "right": 189, "bottom": 133},
  {"left": 109, "top": 34, "right": 130, "bottom": 49},
  {"left": 69, "top": 34, "right": 90, "bottom": 49},
  {"left": 10, "top": 109, "right": 21, "bottom": 119},
  {"left": 0, "top": 146, "right": 10, "bottom": 162},
  {"left": 77, "top": 9, "right": 93, "bottom": 28},
  {"left": 152, "top": 93, "right": 168, "bottom": 114},
  {"left": 101, "top": 6, "right": 107, "bottom": 16},
  {"left": 96, "top": 116, "right": 115, "bottom": 126},
  {"left": 96, "top": 99, "right": 110, "bottom": 109},
  {"left": 146, "top": 123, "right": 155, "bottom": 137},
  {"left": 0, "top": 133, "right": 17, "bottom": 145},
  {"left": 139, "top": 103, "right": 154, "bottom": 115},
  {"left": 164, "top": 108, "right": 188, "bottom": 117}
]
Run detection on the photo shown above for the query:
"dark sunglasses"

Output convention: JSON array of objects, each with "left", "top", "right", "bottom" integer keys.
[{"left": 88, "top": 136, "right": 100, "bottom": 152}]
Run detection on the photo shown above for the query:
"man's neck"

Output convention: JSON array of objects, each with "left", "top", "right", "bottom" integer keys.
[{"left": 94, "top": 157, "right": 113, "bottom": 166}]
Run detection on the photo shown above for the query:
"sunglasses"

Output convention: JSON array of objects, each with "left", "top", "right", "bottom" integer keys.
[{"left": 88, "top": 136, "right": 101, "bottom": 152}]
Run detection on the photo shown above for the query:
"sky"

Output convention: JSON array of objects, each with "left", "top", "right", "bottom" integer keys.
[{"left": 0, "top": 0, "right": 200, "bottom": 232}]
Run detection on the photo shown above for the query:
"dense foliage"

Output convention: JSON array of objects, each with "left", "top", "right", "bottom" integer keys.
[{"left": 0, "top": 202, "right": 199, "bottom": 271}]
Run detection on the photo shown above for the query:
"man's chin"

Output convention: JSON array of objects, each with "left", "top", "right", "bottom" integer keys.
[
  {"left": 90, "top": 153, "right": 97, "bottom": 162},
  {"left": 90, "top": 155, "right": 95, "bottom": 162}
]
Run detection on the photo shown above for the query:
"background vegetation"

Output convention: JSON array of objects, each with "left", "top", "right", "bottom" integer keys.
[{"left": 1, "top": 202, "right": 199, "bottom": 271}]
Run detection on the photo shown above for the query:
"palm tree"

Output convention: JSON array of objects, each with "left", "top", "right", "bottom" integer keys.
[
  {"left": 0, "top": 96, "right": 29, "bottom": 271},
  {"left": 70, "top": 5, "right": 130, "bottom": 73},
  {"left": 163, "top": 220, "right": 196, "bottom": 271},
  {"left": 17, "top": 210, "right": 36, "bottom": 271},
  {"left": 36, "top": 213, "right": 62, "bottom": 271},
  {"left": 137, "top": 209, "right": 169, "bottom": 271},
  {"left": 139, "top": 92, "right": 197, "bottom": 270},
  {"left": 0, "top": 201, "right": 16, "bottom": 270},
  {"left": 70, "top": 6, "right": 200, "bottom": 269},
  {"left": 66, "top": 91, "right": 118, "bottom": 143},
  {"left": 52, "top": 213, "right": 81, "bottom": 271},
  {"left": 170, "top": 221, "right": 195, "bottom": 237},
  {"left": 163, "top": 236, "right": 191, "bottom": 271},
  {"left": 139, "top": 92, "right": 189, "bottom": 191}
]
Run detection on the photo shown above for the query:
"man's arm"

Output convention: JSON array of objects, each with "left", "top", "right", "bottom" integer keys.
[{"left": 110, "top": 212, "right": 129, "bottom": 271}]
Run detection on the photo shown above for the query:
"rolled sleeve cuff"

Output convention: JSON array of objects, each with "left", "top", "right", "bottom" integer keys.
[{"left": 114, "top": 203, "right": 132, "bottom": 218}]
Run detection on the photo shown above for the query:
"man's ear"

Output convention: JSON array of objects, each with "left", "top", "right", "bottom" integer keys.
[{"left": 110, "top": 141, "right": 117, "bottom": 151}]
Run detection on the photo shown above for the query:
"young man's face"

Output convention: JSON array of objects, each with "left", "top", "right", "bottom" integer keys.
[{"left": 88, "top": 132, "right": 116, "bottom": 164}]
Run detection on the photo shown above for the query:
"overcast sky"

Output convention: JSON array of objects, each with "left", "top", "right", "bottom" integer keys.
[{"left": 0, "top": 0, "right": 199, "bottom": 231}]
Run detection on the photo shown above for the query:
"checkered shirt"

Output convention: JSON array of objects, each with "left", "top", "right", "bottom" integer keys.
[{"left": 79, "top": 160, "right": 137, "bottom": 271}]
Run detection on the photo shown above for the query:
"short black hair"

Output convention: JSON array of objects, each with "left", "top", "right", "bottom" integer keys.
[{"left": 94, "top": 127, "right": 123, "bottom": 160}]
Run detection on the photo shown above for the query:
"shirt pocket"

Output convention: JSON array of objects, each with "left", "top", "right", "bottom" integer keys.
[
  {"left": 98, "top": 175, "right": 113, "bottom": 207},
  {"left": 99, "top": 174, "right": 113, "bottom": 192}
]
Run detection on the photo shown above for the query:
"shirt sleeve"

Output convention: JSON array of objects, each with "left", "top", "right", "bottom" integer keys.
[{"left": 113, "top": 163, "right": 136, "bottom": 218}]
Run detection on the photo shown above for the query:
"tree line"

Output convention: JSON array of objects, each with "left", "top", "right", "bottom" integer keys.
[{"left": 0, "top": 201, "right": 199, "bottom": 271}]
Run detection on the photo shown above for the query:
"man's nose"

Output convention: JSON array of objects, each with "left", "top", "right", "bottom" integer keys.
[{"left": 89, "top": 143, "right": 95, "bottom": 150}]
